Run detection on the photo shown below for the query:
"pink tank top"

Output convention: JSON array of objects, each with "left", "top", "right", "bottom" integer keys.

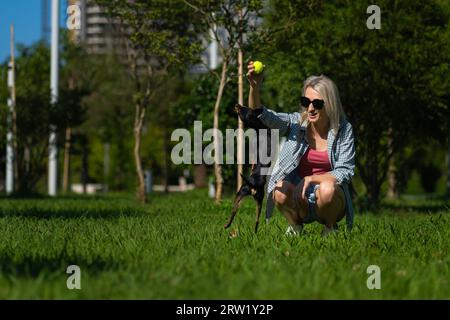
[{"left": 298, "top": 147, "right": 331, "bottom": 179}]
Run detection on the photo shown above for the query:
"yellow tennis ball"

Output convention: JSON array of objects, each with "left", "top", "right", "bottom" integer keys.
[{"left": 253, "top": 61, "right": 265, "bottom": 74}]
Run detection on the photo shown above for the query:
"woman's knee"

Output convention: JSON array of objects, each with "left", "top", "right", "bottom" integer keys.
[
  {"left": 274, "top": 189, "right": 288, "bottom": 206},
  {"left": 317, "top": 181, "right": 338, "bottom": 204},
  {"left": 273, "top": 180, "right": 290, "bottom": 206}
]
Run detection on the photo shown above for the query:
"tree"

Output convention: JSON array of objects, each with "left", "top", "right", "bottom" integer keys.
[
  {"left": 0, "top": 41, "right": 88, "bottom": 194},
  {"left": 81, "top": 53, "right": 135, "bottom": 191},
  {"left": 183, "top": 0, "right": 263, "bottom": 202},
  {"left": 97, "top": 0, "right": 203, "bottom": 202},
  {"left": 171, "top": 68, "right": 240, "bottom": 192},
  {"left": 59, "top": 31, "right": 93, "bottom": 193},
  {"left": 437, "top": 0, "right": 450, "bottom": 198}
]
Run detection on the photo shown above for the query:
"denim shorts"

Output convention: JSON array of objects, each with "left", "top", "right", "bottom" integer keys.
[{"left": 283, "top": 170, "right": 320, "bottom": 224}]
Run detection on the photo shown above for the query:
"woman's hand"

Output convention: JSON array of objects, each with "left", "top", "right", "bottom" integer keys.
[
  {"left": 301, "top": 176, "right": 313, "bottom": 200},
  {"left": 247, "top": 61, "right": 263, "bottom": 88}
]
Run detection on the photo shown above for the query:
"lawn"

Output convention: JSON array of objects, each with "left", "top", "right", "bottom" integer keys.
[{"left": 0, "top": 190, "right": 448, "bottom": 299}]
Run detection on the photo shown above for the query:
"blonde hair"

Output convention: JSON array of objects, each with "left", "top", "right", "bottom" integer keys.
[{"left": 300, "top": 75, "right": 345, "bottom": 135}]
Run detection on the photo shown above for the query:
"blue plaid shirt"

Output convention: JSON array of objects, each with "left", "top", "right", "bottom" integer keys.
[{"left": 257, "top": 106, "right": 356, "bottom": 230}]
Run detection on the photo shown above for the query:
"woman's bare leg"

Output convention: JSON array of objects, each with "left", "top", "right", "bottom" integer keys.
[{"left": 315, "top": 181, "right": 346, "bottom": 231}]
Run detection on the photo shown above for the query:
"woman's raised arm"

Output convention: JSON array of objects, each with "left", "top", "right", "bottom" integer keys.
[
  {"left": 247, "top": 61, "right": 262, "bottom": 109},
  {"left": 246, "top": 61, "right": 299, "bottom": 136}
]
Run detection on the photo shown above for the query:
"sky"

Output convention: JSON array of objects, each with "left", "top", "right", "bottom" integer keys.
[{"left": 0, "top": 0, "right": 68, "bottom": 63}]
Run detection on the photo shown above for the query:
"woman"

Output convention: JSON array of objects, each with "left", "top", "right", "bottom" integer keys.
[{"left": 247, "top": 61, "right": 356, "bottom": 235}]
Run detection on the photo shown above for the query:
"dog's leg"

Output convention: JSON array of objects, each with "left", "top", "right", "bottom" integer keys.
[
  {"left": 254, "top": 199, "right": 262, "bottom": 233},
  {"left": 224, "top": 187, "right": 249, "bottom": 229}
]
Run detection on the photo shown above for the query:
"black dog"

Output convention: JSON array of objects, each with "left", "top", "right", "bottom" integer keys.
[{"left": 224, "top": 104, "right": 272, "bottom": 233}]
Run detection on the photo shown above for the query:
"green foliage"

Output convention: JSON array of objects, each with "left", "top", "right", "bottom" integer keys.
[
  {"left": 0, "top": 191, "right": 448, "bottom": 298},
  {"left": 94, "top": 0, "right": 207, "bottom": 199},
  {"left": 80, "top": 54, "right": 135, "bottom": 190},
  {"left": 418, "top": 164, "right": 442, "bottom": 193},
  {"left": 0, "top": 39, "right": 91, "bottom": 193},
  {"left": 173, "top": 71, "right": 237, "bottom": 129},
  {"left": 254, "top": 0, "right": 450, "bottom": 203},
  {"left": 179, "top": 0, "right": 265, "bottom": 195},
  {"left": 186, "top": 0, "right": 263, "bottom": 57},
  {"left": 172, "top": 67, "right": 241, "bottom": 191},
  {"left": 96, "top": 0, "right": 203, "bottom": 75}
]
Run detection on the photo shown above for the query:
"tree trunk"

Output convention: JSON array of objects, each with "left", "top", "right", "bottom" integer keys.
[
  {"left": 62, "top": 127, "right": 72, "bottom": 193},
  {"left": 163, "top": 127, "right": 169, "bottom": 193},
  {"left": 103, "top": 142, "right": 110, "bottom": 193},
  {"left": 116, "top": 137, "right": 126, "bottom": 191},
  {"left": 237, "top": 11, "right": 244, "bottom": 191},
  {"left": 18, "top": 143, "right": 30, "bottom": 194},
  {"left": 213, "top": 59, "right": 228, "bottom": 203},
  {"left": 194, "top": 164, "right": 207, "bottom": 188},
  {"left": 386, "top": 156, "right": 398, "bottom": 199},
  {"left": 63, "top": 76, "right": 75, "bottom": 193},
  {"left": 24, "top": 142, "right": 30, "bottom": 180},
  {"left": 386, "top": 129, "right": 398, "bottom": 199},
  {"left": 366, "top": 157, "right": 381, "bottom": 209},
  {"left": 194, "top": 164, "right": 208, "bottom": 189},
  {"left": 134, "top": 104, "right": 147, "bottom": 203},
  {"left": 82, "top": 136, "right": 88, "bottom": 194},
  {"left": 358, "top": 136, "right": 382, "bottom": 210},
  {"left": 366, "top": 176, "right": 380, "bottom": 209},
  {"left": 446, "top": 141, "right": 450, "bottom": 197}
]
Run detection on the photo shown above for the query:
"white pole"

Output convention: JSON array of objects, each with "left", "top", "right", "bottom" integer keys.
[
  {"left": 6, "top": 25, "right": 16, "bottom": 194},
  {"left": 6, "top": 98, "right": 14, "bottom": 193},
  {"left": 48, "top": 0, "right": 59, "bottom": 196},
  {"left": 209, "top": 27, "right": 218, "bottom": 69}
]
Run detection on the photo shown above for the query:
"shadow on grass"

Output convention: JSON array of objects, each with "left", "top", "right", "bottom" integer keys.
[
  {"left": 381, "top": 203, "right": 450, "bottom": 214},
  {"left": 0, "top": 197, "right": 148, "bottom": 219},
  {"left": 0, "top": 192, "right": 132, "bottom": 201},
  {"left": 0, "top": 252, "right": 121, "bottom": 278},
  {"left": 353, "top": 194, "right": 450, "bottom": 214},
  {"left": 0, "top": 207, "right": 147, "bottom": 219},
  {"left": 380, "top": 195, "right": 450, "bottom": 214}
]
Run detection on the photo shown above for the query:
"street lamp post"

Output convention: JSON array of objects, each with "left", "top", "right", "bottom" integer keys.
[{"left": 48, "top": 0, "right": 59, "bottom": 196}]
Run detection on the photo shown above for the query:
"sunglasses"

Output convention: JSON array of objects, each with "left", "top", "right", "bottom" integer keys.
[{"left": 300, "top": 96, "right": 325, "bottom": 110}]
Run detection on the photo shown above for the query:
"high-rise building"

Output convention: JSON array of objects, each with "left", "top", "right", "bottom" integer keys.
[
  {"left": 67, "top": 0, "right": 218, "bottom": 73},
  {"left": 41, "top": 0, "right": 51, "bottom": 43},
  {"left": 69, "top": 0, "right": 127, "bottom": 56}
]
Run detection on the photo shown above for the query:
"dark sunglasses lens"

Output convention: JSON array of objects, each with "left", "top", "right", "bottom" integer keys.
[
  {"left": 312, "top": 100, "right": 324, "bottom": 109},
  {"left": 300, "top": 97, "right": 310, "bottom": 107}
]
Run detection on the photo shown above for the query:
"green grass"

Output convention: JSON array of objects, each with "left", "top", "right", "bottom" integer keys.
[{"left": 0, "top": 190, "right": 448, "bottom": 299}]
